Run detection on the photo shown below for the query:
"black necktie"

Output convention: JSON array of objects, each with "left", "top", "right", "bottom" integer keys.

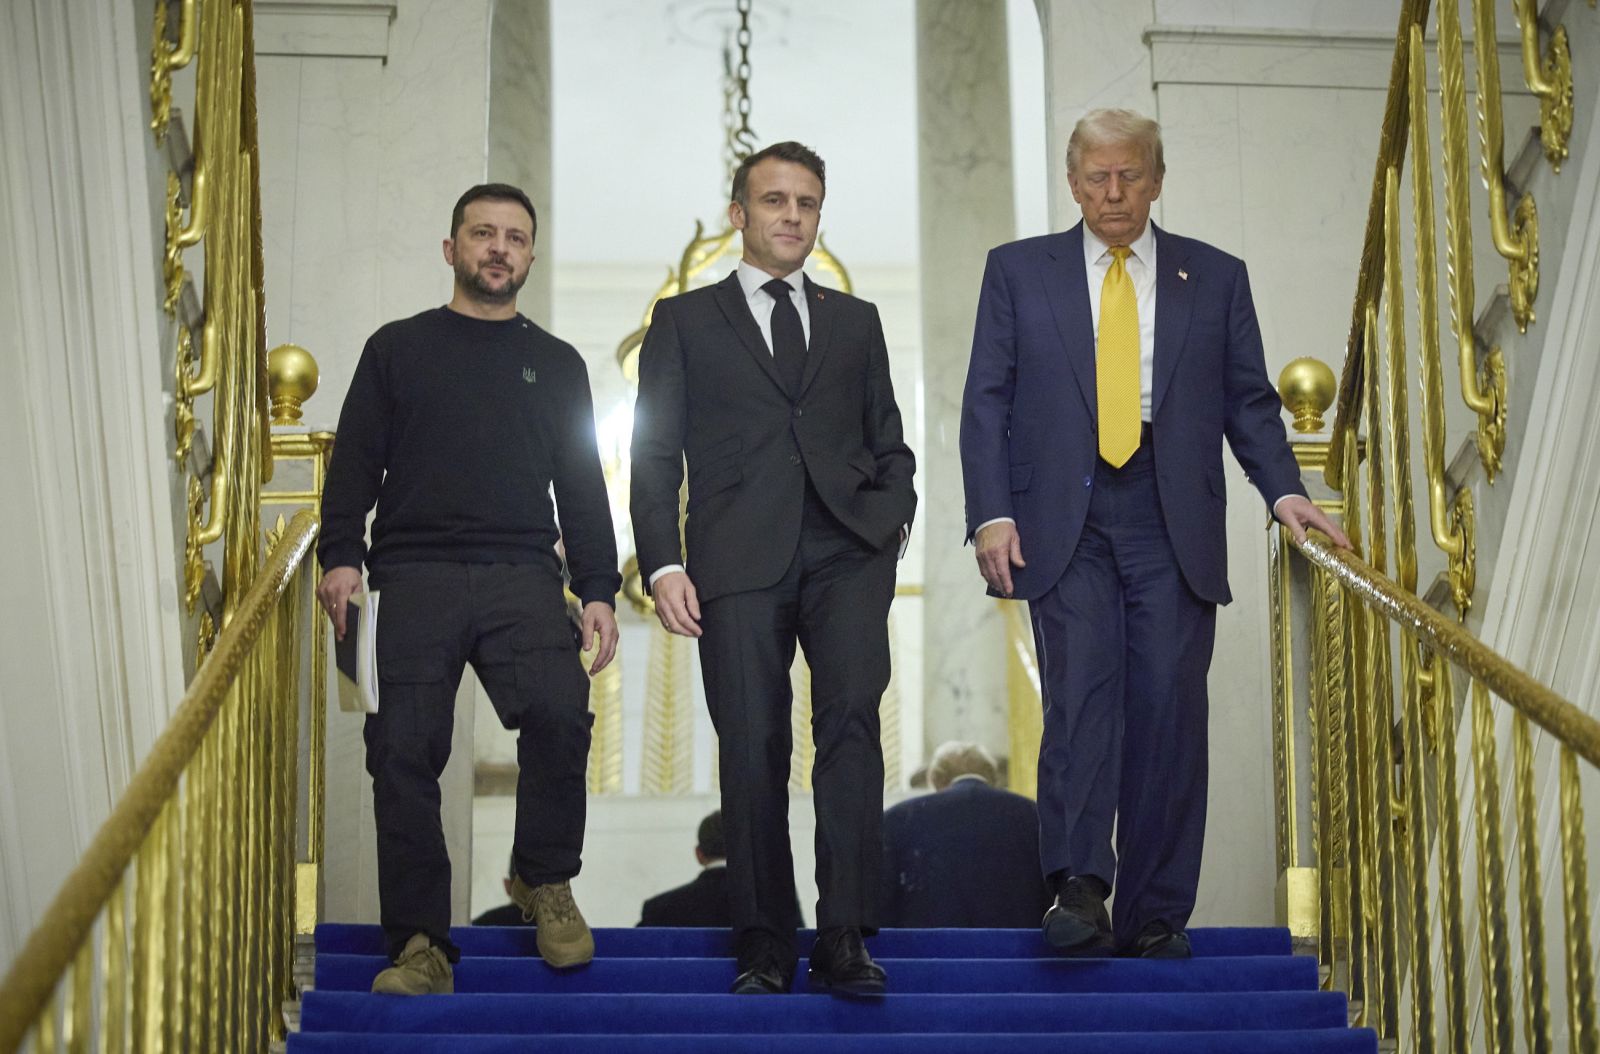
[{"left": 763, "top": 278, "right": 806, "bottom": 396}]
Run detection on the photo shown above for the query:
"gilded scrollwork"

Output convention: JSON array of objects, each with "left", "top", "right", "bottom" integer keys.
[
  {"left": 149, "top": 0, "right": 172, "bottom": 142},
  {"left": 174, "top": 323, "right": 195, "bottom": 464},
  {"left": 163, "top": 171, "right": 184, "bottom": 317},
  {"left": 1449, "top": 488, "right": 1476, "bottom": 619},
  {"left": 1508, "top": 193, "right": 1540, "bottom": 332},
  {"left": 195, "top": 611, "right": 215, "bottom": 673},
  {"left": 184, "top": 473, "right": 205, "bottom": 614},
  {"left": 1475, "top": 349, "right": 1507, "bottom": 483}
]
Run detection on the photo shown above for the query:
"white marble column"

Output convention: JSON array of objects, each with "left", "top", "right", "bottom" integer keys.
[
  {"left": 916, "top": 0, "right": 1015, "bottom": 761},
  {"left": 488, "top": 0, "right": 553, "bottom": 329}
]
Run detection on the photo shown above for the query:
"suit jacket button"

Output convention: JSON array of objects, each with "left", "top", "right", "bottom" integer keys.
[
  {"left": 793, "top": 407, "right": 803, "bottom": 417},
  {"left": 790, "top": 454, "right": 802, "bottom": 465},
  {"left": 1084, "top": 476, "right": 1092, "bottom": 487}
]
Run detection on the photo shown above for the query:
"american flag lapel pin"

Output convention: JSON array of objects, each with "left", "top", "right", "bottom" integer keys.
[{"left": 1178, "top": 268, "right": 1189, "bottom": 281}]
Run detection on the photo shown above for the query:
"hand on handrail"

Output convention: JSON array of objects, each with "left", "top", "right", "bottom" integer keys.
[{"left": 1275, "top": 494, "right": 1351, "bottom": 550}]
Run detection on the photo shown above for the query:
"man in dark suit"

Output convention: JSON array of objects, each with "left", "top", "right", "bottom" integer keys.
[
  {"left": 960, "top": 109, "right": 1347, "bottom": 960},
  {"left": 638, "top": 811, "right": 733, "bottom": 927},
  {"left": 631, "top": 141, "right": 917, "bottom": 996},
  {"left": 881, "top": 742, "right": 1052, "bottom": 928}
]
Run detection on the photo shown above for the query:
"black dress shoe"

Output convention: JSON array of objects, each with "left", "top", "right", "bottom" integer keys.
[
  {"left": 1124, "top": 919, "right": 1192, "bottom": 959},
  {"left": 730, "top": 960, "right": 791, "bottom": 995},
  {"left": 807, "top": 927, "right": 887, "bottom": 997},
  {"left": 1042, "top": 876, "right": 1114, "bottom": 956}
]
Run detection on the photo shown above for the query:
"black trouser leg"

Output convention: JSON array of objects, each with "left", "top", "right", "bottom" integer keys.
[
  {"left": 797, "top": 517, "right": 896, "bottom": 932},
  {"left": 365, "top": 564, "right": 471, "bottom": 963},
  {"left": 466, "top": 564, "right": 594, "bottom": 886},
  {"left": 699, "top": 573, "right": 803, "bottom": 958}
]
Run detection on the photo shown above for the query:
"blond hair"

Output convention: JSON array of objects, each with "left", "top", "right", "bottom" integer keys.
[{"left": 1067, "top": 108, "right": 1165, "bottom": 177}]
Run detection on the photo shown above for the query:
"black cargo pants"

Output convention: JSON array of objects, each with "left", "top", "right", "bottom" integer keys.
[{"left": 364, "top": 561, "right": 592, "bottom": 962}]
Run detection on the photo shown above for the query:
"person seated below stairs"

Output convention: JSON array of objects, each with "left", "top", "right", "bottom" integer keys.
[
  {"left": 880, "top": 741, "right": 1053, "bottom": 928},
  {"left": 635, "top": 810, "right": 805, "bottom": 928}
]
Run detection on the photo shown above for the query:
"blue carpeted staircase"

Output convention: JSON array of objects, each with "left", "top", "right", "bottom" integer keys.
[{"left": 289, "top": 924, "right": 1377, "bottom": 1052}]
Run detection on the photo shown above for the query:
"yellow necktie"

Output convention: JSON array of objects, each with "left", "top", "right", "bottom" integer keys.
[{"left": 1096, "top": 246, "right": 1141, "bottom": 467}]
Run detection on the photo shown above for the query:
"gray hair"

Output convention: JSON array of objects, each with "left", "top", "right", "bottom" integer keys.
[
  {"left": 1066, "top": 108, "right": 1165, "bottom": 178},
  {"left": 927, "top": 741, "right": 999, "bottom": 791}
]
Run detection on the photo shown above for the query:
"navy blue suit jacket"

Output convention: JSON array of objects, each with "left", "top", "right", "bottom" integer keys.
[
  {"left": 959, "top": 223, "right": 1304, "bottom": 605},
  {"left": 881, "top": 781, "right": 1052, "bottom": 928}
]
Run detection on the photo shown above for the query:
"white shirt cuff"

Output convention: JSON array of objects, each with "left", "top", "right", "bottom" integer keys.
[
  {"left": 975, "top": 517, "right": 1016, "bottom": 533},
  {"left": 648, "top": 564, "right": 685, "bottom": 588}
]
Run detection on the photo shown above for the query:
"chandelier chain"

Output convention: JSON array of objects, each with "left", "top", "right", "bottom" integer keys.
[{"left": 732, "top": 0, "right": 756, "bottom": 160}]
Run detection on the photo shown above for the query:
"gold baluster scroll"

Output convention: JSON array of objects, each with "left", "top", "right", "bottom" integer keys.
[
  {"left": 1436, "top": 0, "right": 1507, "bottom": 480},
  {"left": 1408, "top": 24, "right": 1475, "bottom": 617},
  {"left": 1473, "top": 0, "right": 1539, "bottom": 331}
]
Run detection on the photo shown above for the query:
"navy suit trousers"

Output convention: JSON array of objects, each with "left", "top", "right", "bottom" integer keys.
[{"left": 1029, "top": 441, "right": 1216, "bottom": 943}]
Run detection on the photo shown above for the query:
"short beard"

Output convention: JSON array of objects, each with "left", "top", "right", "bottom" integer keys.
[{"left": 454, "top": 258, "right": 526, "bottom": 305}]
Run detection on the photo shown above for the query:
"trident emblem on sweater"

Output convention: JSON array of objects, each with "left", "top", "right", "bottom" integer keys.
[{"left": 522, "top": 367, "right": 536, "bottom": 383}]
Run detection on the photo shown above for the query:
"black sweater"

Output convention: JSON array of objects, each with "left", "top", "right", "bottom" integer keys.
[{"left": 317, "top": 307, "right": 621, "bottom": 608}]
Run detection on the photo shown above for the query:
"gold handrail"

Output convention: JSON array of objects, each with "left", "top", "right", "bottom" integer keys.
[
  {"left": 1294, "top": 533, "right": 1600, "bottom": 767},
  {"left": 0, "top": 508, "right": 318, "bottom": 1052}
]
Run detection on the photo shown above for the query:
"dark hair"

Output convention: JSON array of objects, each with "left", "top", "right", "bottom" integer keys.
[
  {"left": 730, "top": 141, "right": 826, "bottom": 208},
  {"left": 696, "top": 810, "right": 726, "bottom": 860},
  {"left": 451, "top": 183, "right": 538, "bottom": 242}
]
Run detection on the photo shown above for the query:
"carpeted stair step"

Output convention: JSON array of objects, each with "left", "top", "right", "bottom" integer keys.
[
  {"left": 299, "top": 989, "right": 1353, "bottom": 1035},
  {"left": 288, "top": 1029, "right": 1377, "bottom": 1053},
  {"left": 315, "top": 952, "right": 1319, "bottom": 994},
  {"left": 314, "top": 923, "right": 1290, "bottom": 958}
]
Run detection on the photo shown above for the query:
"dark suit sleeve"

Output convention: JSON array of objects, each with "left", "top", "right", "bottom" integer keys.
[
  {"left": 552, "top": 357, "right": 622, "bottom": 608},
  {"left": 863, "top": 305, "right": 917, "bottom": 528},
  {"left": 629, "top": 299, "right": 689, "bottom": 589},
  {"left": 318, "top": 337, "right": 388, "bottom": 572},
  {"left": 1219, "top": 261, "right": 1306, "bottom": 509},
  {"left": 959, "top": 249, "right": 1019, "bottom": 541}
]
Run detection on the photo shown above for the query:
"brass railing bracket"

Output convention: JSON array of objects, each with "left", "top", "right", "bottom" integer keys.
[
  {"left": 149, "top": 0, "right": 197, "bottom": 143},
  {"left": 1513, "top": 0, "right": 1573, "bottom": 169}
]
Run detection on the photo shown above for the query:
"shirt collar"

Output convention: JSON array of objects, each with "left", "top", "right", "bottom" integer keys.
[
  {"left": 737, "top": 260, "right": 805, "bottom": 300},
  {"left": 1083, "top": 221, "right": 1156, "bottom": 270}
]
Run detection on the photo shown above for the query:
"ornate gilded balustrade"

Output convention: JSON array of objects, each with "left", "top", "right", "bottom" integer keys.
[
  {"left": 1276, "top": 524, "right": 1597, "bottom": 1051},
  {"left": 0, "top": 510, "right": 319, "bottom": 1052},
  {"left": 1279, "top": 0, "right": 1596, "bottom": 1047}
]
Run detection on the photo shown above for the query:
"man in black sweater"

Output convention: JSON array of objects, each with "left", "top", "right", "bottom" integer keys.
[{"left": 317, "top": 183, "right": 620, "bottom": 996}]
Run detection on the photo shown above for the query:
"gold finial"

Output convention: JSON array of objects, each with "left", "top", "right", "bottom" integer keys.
[
  {"left": 267, "top": 344, "right": 319, "bottom": 425},
  {"left": 1278, "top": 357, "right": 1337, "bottom": 434}
]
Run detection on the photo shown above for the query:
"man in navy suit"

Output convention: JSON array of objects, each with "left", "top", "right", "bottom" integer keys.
[
  {"left": 881, "top": 742, "right": 1052, "bottom": 928},
  {"left": 637, "top": 811, "right": 734, "bottom": 928},
  {"left": 959, "top": 109, "right": 1347, "bottom": 959}
]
